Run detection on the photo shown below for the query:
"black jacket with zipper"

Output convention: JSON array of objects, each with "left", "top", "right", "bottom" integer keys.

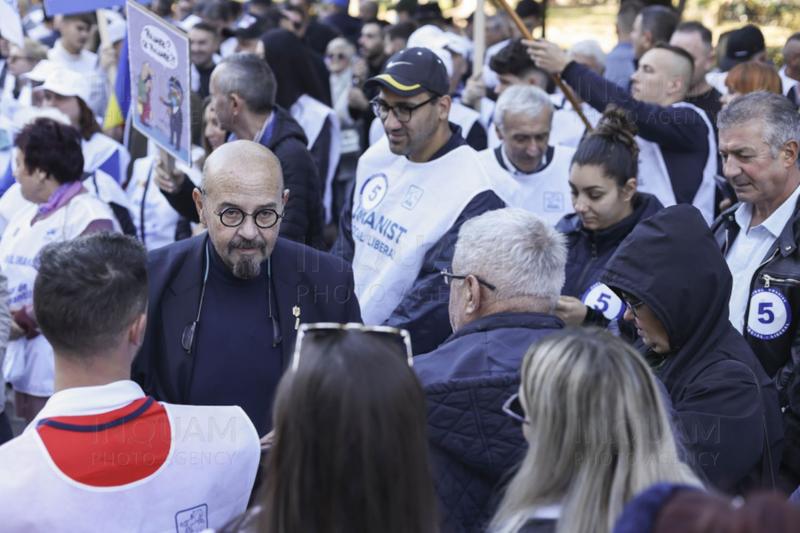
[{"left": 712, "top": 198, "right": 800, "bottom": 484}]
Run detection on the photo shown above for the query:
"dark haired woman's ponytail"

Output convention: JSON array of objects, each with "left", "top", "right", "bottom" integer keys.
[{"left": 571, "top": 105, "right": 639, "bottom": 187}]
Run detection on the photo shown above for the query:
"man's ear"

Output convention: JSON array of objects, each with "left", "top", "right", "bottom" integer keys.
[
  {"left": 495, "top": 124, "right": 504, "bottom": 142},
  {"left": 282, "top": 188, "right": 290, "bottom": 207},
  {"left": 783, "top": 140, "right": 799, "bottom": 169},
  {"left": 192, "top": 187, "right": 206, "bottom": 225},
  {"left": 129, "top": 312, "right": 147, "bottom": 348},
  {"left": 438, "top": 94, "right": 452, "bottom": 121},
  {"left": 464, "top": 275, "right": 483, "bottom": 316}
]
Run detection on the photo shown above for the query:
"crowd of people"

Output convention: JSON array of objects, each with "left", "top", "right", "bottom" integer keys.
[{"left": 0, "top": 0, "right": 800, "bottom": 531}]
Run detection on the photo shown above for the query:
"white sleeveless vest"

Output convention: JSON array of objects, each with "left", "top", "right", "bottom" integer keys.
[
  {"left": 478, "top": 144, "right": 576, "bottom": 227},
  {"left": 126, "top": 156, "right": 182, "bottom": 250},
  {"left": 635, "top": 102, "right": 717, "bottom": 224},
  {"left": 0, "top": 194, "right": 116, "bottom": 396},
  {"left": 0, "top": 382, "right": 260, "bottom": 532},
  {"left": 351, "top": 138, "right": 496, "bottom": 324},
  {"left": 291, "top": 94, "right": 342, "bottom": 224}
]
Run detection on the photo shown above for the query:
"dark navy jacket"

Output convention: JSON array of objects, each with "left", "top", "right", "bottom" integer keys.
[
  {"left": 561, "top": 61, "right": 710, "bottom": 206},
  {"left": 600, "top": 205, "right": 784, "bottom": 494},
  {"left": 332, "top": 124, "right": 505, "bottom": 354},
  {"left": 415, "top": 312, "right": 564, "bottom": 533},
  {"left": 132, "top": 234, "right": 361, "bottom": 414},
  {"left": 161, "top": 106, "right": 325, "bottom": 248},
  {"left": 558, "top": 193, "right": 663, "bottom": 299}
]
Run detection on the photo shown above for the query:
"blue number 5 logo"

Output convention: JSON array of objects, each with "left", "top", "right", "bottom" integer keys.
[
  {"left": 758, "top": 301, "right": 775, "bottom": 324},
  {"left": 595, "top": 292, "right": 611, "bottom": 313}
]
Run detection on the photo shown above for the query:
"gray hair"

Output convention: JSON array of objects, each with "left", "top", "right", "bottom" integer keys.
[
  {"left": 718, "top": 91, "right": 800, "bottom": 168},
  {"left": 215, "top": 53, "right": 276, "bottom": 113},
  {"left": 493, "top": 84, "right": 554, "bottom": 130},
  {"left": 452, "top": 208, "right": 566, "bottom": 306},
  {"left": 568, "top": 40, "right": 606, "bottom": 69}
]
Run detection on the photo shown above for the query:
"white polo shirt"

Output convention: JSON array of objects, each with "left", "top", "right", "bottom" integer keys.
[{"left": 727, "top": 184, "right": 800, "bottom": 333}]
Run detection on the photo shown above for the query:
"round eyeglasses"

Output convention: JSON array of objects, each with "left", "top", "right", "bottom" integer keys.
[{"left": 215, "top": 207, "right": 283, "bottom": 229}]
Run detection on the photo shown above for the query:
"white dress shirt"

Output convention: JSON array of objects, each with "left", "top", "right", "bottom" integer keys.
[{"left": 727, "top": 184, "right": 800, "bottom": 332}]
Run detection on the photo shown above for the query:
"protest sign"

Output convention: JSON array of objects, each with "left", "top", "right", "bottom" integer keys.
[
  {"left": 0, "top": 0, "right": 23, "bottom": 47},
  {"left": 44, "top": 0, "right": 149, "bottom": 15},
  {"left": 127, "top": 0, "right": 191, "bottom": 165}
]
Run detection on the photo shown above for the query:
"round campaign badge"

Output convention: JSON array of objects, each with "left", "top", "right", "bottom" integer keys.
[
  {"left": 581, "top": 282, "right": 625, "bottom": 321},
  {"left": 360, "top": 173, "right": 389, "bottom": 210},
  {"left": 747, "top": 288, "right": 791, "bottom": 340}
]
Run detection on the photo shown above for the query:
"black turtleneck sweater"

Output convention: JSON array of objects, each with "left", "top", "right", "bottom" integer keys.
[{"left": 187, "top": 243, "right": 282, "bottom": 435}]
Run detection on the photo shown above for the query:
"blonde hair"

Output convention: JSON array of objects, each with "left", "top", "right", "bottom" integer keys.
[{"left": 490, "top": 328, "right": 701, "bottom": 533}]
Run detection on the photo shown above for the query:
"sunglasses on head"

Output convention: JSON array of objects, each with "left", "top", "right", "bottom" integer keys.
[
  {"left": 502, "top": 393, "right": 529, "bottom": 425},
  {"left": 291, "top": 322, "right": 413, "bottom": 372}
]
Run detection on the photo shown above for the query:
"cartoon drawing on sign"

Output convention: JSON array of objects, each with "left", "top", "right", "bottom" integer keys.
[
  {"left": 127, "top": 1, "right": 191, "bottom": 164},
  {"left": 137, "top": 62, "right": 153, "bottom": 126},
  {"left": 160, "top": 76, "right": 184, "bottom": 150}
]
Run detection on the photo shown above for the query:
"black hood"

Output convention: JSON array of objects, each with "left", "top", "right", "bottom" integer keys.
[
  {"left": 600, "top": 205, "right": 733, "bottom": 384},
  {"left": 262, "top": 29, "right": 328, "bottom": 109}
]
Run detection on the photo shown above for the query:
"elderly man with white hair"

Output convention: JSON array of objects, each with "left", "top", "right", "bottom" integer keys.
[
  {"left": 414, "top": 207, "right": 566, "bottom": 532},
  {"left": 478, "top": 84, "right": 576, "bottom": 225}
]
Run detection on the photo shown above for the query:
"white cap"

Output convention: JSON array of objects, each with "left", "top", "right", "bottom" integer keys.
[
  {"left": 103, "top": 10, "right": 127, "bottom": 44},
  {"left": 23, "top": 59, "right": 58, "bottom": 83},
  {"left": 41, "top": 67, "right": 92, "bottom": 105},
  {"left": 408, "top": 25, "right": 449, "bottom": 51},
  {"left": 443, "top": 32, "right": 472, "bottom": 58}
]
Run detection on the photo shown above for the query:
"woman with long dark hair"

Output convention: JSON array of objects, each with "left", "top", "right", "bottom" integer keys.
[
  {"left": 555, "top": 107, "right": 662, "bottom": 330},
  {"left": 224, "top": 325, "right": 438, "bottom": 533}
]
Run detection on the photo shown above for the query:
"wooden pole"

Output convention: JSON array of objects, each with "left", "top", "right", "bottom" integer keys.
[
  {"left": 96, "top": 9, "right": 118, "bottom": 87},
  {"left": 491, "top": 0, "right": 592, "bottom": 131},
  {"left": 472, "top": 0, "right": 486, "bottom": 75}
]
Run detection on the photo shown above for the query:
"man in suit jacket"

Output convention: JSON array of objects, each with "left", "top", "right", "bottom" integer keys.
[{"left": 133, "top": 141, "right": 360, "bottom": 435}]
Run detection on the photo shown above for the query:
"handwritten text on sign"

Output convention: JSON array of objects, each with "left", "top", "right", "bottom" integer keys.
[{"left": 140, "top": 25, "right": 178, "bottom": 69}]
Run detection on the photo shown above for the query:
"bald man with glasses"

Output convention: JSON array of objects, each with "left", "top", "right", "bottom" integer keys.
[
  {"left": 332, "top": 47, "right": 505, "bottom": 356},
  {"left": 134, "top": 141, "right": 361, "bottom": 436}
]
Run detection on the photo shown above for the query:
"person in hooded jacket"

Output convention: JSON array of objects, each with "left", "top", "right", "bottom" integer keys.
[
  {"left": 414, "top": 207, "right": 566, "bottom": 533},
  {"left": 262, "top": 29, "right": 340, "bottom": 219},
  {"left": 600, "top": 204, "right": 784, "bottom": 494},
  {"left": 554, "top": 107, "right": 663, "bottom": 330},
  {"left": 155, "top": 53, "right": 325, "bottom": 247}
]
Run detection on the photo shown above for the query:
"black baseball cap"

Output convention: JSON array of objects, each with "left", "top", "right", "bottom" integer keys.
[
  {"left": 720, "top": 24, "right": 766, "bottom": 72},
  {"left": 365, "top": 47, "right": 450, "bottom": 97}
]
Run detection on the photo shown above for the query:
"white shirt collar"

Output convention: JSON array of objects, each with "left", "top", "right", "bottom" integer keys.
[
  {"left": 500, "top": 143, "right": 548, "bottom": 177},
  {"left": 734, "top": 183, "right": 800, "bottom": 239},
  {"left": 28, "top": 380, "right": 146, "bottom": 431}
]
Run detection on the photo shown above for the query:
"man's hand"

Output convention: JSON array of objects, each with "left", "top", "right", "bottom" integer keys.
[
  {"left": 154, "top": 158, "right": 186, "bottom": 194},
  {"left": 9, "top": 319, "right": 25, "bottom": 341},
  {"left": 348, "top": 87, "right": 370, "bottom": 112},
  {"left": 524, "top": 39, "right": 570, "bottom": 76},
  {"left": 461, "top": 73, "right": 486, "bottom": 110},
  {"left": 554, "top": 296, "right": 589, "bottom": 326}
]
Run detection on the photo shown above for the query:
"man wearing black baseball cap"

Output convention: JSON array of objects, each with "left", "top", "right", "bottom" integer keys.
[
  {"left": 332, "top": 47, "right": 504, "bottom": 355},
  {"left": 720, "top": 24, "right": 766, "bottom": 72}
]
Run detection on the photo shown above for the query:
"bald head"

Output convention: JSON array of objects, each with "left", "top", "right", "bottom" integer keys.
[
  {"left": 202, "top": 140, "right": 283, "bottom": 196},
  {"left": 655, "top": 44, "right": 694, "bottom": 91},
  {"left": 193, "top": 140, "right": 288, "bottom": 279}
]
